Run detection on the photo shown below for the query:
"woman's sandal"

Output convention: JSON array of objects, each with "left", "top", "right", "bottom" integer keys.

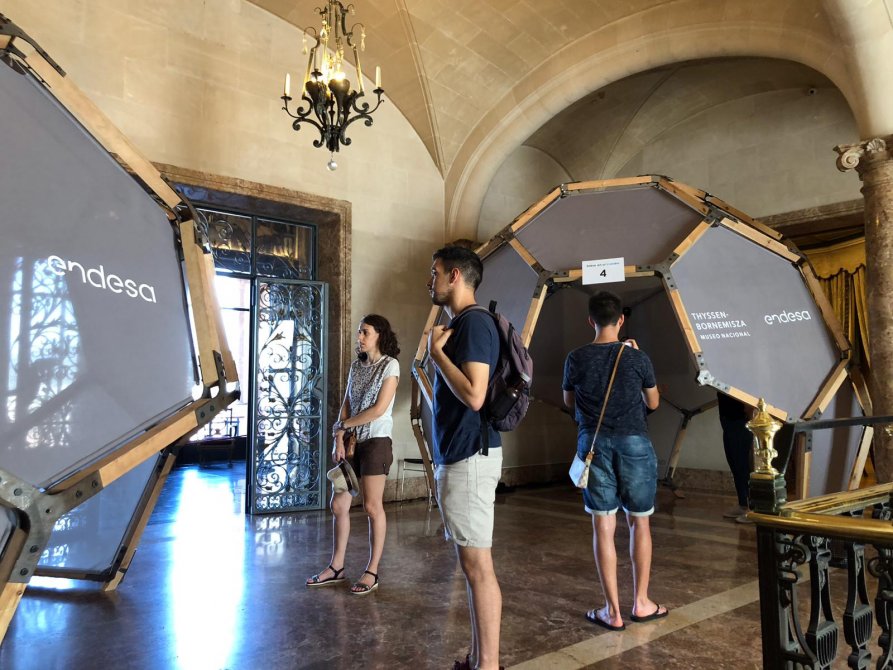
[
  {"left": 350, "top": 570, "right": 379, "bottom": 595},
  {"left": 306, "top": 565, "right": 346, "bottom": 588}
]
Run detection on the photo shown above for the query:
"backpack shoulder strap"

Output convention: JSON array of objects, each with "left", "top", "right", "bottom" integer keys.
[
  {"left": 452, "top": 304, "right": 503, "bottom": 458},
  {"left": 467, "top": 304, "right": 500, "bottom": 457},
  {"left": 451, "top": 304, "right": 491, "bottom": 325}
]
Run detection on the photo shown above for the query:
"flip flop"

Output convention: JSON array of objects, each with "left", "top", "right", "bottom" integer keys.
[
  {"left": 585, "top": 608, "right": 626, "bottom": 631},
  {"left": 630, "top": 604, "right": 669, "bottom": 623}
]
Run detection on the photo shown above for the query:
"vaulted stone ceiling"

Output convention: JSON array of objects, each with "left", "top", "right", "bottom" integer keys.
[
  {"left": 525, "top": 58, "right": 837, "bottom": 181},
  {"left": 248, "top": 0, "right": 840, "bottom": 181}
]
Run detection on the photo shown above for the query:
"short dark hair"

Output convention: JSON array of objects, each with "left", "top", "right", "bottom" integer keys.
[
  {"left": 361, "top": 314, "right": 400, "bottom": 358},
  {"left": 588, "top": 291, "right": 623, "bottom": 328},
  {"left": 432, "top": 245, "right": 483, "bottom": 290}
]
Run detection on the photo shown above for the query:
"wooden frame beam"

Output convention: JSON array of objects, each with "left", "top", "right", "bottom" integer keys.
[
  {"left": 654, "top": 178, "right": 711, "bottom": 216},
  {"left": 408, "top": 376, "right": 436, "bottom": 500}
]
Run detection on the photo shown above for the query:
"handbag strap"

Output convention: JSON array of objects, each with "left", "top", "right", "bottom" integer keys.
[{"left": 585, "top": 344, "right": 626, "bottom": 461}]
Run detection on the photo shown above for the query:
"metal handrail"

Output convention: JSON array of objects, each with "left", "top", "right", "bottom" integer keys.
[
  {"left": 749, "top": 509, "right": 893, "bottom": 545},
  {"left": 747, "top": 400, "right": 893, "bottom": 668},
  {"left": 746, "top": 410, "right": 893, "bottom": 542}
]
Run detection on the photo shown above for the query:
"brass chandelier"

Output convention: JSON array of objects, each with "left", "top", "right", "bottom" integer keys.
[{"left": 281, "top": 1, "right": 384, "bottom": 171}]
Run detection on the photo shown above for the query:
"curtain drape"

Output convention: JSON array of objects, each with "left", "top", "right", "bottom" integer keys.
[{"left": 805, "top": 238, "right": 868, "bottom": 368}]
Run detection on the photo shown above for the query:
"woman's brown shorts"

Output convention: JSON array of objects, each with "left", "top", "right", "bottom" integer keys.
[{"left": 349, "top": 437, "right": 393, "bottom": 478}]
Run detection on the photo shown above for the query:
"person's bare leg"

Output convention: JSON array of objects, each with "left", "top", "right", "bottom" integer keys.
[
  {"left": 466, "top": 578, "right": 478, "bottom": 668},
  {"left": 628, "top": 513, "right": 664, "bottom": 617},
  {"left": 307, "top": 490, "right": 351, "bottom": 583},
  {"left": 591, "top": 513, "right": 623, "bottom": 627},
  {"left": 353, "top": 474, "right": 387, "bottom": 590},
  {"left": 457, "top": 546, "right": 501, "bottom": 670}
]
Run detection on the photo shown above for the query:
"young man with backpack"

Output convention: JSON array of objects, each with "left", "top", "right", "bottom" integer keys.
[{"left": 426, "top": 245, "right": 503, "bottom": 670}]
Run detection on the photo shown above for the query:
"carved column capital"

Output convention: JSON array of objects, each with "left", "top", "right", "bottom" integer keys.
[
  {"left": 837, "top": 133, "right": 893, "bottom": 483},
  {"left": 835, "top": 134, "right": 893, "bottom": 174}
]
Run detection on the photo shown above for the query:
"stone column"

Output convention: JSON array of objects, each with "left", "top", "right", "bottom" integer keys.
[{"left": 836, "top": 135, "right": 893, "bottom": 481}]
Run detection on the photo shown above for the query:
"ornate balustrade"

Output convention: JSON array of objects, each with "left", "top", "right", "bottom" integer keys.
[{"left": 748, "top": 401, "right": 893, "bottom": 669}]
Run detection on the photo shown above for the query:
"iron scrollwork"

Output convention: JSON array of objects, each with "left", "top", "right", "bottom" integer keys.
[
  {"left": 804, "top": 535, "right": 838, "bottom": 668},
  {"left": 256, "top": 218, "right": 313, "bottom": 280},
  {"left": 252, "top": 281, "right": 326, "bottom": 512},
  {"left": 774, "top": 533, "right": 820, "bottom": 667},
  {"left": 843, "top": 533, "right": 872, "bottom": 670},
  {"left": 870, "top": 502, "right": 893, "bottom": 669},
  {"left": 199, "top": 208, "right": 252, "bottom": 275}
]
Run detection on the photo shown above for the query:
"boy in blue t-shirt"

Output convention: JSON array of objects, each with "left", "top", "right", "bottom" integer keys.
[{"left": 562, "top": 290, "right": 668, "bottom": 632}]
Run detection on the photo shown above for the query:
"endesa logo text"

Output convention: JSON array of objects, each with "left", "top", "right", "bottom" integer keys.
[
  {"left": 47, "top": 255, "right": 157, "bottom": 303},
  {"left": 763, "top": 309, "right": 811, "bottom": 325}
]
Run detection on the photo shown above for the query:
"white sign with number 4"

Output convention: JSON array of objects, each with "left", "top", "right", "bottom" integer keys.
[{"left": 582, "top": 257, "right": 625, "bottom": 285}]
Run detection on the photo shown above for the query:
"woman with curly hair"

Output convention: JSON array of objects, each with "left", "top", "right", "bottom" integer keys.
[{"left": 306, "top": 314, "right": 400, "bottom": 595}]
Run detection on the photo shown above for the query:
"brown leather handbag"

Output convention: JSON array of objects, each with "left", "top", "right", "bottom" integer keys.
[{"left": 344, "top": 429, "right": 357, "bottom": 459}]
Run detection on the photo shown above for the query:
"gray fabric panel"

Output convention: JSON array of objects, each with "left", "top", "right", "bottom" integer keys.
[
  {"left": 0, "top": 507, "right": 16, "bottom": 565},
  {"left": 515, "top": 186, "right": 703, "bottom": 271},
  {"left": 807, "top": 382, "right": 863, "bottom": 497},
  {"left": 528, "top": 286, "right": 592, "bottom": 408},
  {"left": 626, "top": 287, "right": 716, "bottom": 412},
  {"left": 646, "top": 403, "right": 685, "bottom": 476},
  {"left": 669, "top": 225, "right": 839, "bottom": 418},
  {"left": 38, "top": 456, "right": 158, "bottom": 573},
  {"left": 0, "top": 63, "right": 195, "bottom": 486},
  {"left": 477, "top": 244, "right": 539, "bottom": 331}
]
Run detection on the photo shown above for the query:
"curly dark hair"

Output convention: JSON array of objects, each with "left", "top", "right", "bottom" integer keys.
[{"left": 360, "top": 314, "right": 400, "bottom": 358}]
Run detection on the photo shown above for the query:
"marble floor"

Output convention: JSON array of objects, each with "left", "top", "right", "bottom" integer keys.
[{"left": 1, "top": 464, "right": 769, "bottom": 669}]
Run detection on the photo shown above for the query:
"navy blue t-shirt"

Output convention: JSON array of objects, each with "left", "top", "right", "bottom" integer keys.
[
  {"left": 562, "top": 342, "right": 656, "bottom": 435},
  {"left": 432, "top": 308, "right": 501, "bottom": 465}
]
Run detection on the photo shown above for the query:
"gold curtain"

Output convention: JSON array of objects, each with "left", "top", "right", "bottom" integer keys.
[
  {"left": 806, "top": 239, "right": 872, "bottom": 487},
  {"left": 806, "top": 238, "right": 869, "bottom": 368},
  {"left": 852, "top": 266, "right": 869, "bottom": 366}
]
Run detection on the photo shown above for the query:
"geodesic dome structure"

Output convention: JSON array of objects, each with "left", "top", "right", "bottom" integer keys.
[
  {"left": 0, "top": 15, "right": 237, "bottom": 641},
  {"left": 411, "top": 176, "right": 865, "bottom": 501}
]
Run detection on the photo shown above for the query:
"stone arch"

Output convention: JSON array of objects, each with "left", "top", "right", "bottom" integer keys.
[{"left": 446, "top": 16, "right": 856, "bottom": 241}]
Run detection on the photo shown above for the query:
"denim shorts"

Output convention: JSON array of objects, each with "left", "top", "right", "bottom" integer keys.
[{"left": 577, "top": 431, "right": 657, "bottom": 516}]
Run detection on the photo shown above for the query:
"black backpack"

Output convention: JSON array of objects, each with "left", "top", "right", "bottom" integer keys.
[{"left": 458, "top": 302, "right": 534, "bottom": 455}]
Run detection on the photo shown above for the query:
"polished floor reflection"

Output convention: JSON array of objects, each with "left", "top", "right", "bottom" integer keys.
[{"left": 1, "top": 464, "right": 768, "bottom": 669}]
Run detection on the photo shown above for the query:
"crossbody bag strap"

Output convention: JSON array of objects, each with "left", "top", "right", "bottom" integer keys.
[{"left": 585, "top": 344, "right": 625, "bottom": 463}]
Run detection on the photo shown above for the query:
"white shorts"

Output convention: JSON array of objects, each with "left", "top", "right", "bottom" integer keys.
[{"left": 435, "top": 448, "right": 502, "bottom": 548}]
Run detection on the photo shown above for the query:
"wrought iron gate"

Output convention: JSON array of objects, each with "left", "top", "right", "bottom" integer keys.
[{"left": 248, "top": 279, "right": 327, "bottom": 513}]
